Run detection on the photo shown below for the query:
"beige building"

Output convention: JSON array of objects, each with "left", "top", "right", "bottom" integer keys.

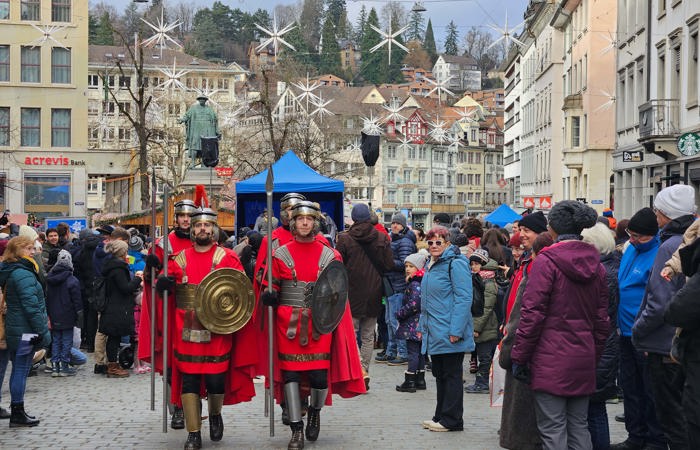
[{"left": 552, "top": 0, "right": 617, "bottom": 213}]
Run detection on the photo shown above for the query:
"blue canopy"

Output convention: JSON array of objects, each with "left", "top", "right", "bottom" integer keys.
[
  {"left": 483, "top": 203, "right": 522, "bottom": 228},
  {"left": 235, "top": 151, "right": 345, "bottom": 232}
]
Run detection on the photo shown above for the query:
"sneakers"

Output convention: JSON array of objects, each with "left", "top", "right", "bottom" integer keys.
[
  {"left": 51, "top": 362, "right": 60, "bottom": 378},
  {"left": 375, "top": 352, "right": 392, "bottom": 363},
  {"left": 427, "top": 421, "right": 462, "bottom": 432},
  {"left": 464, "top": 383, "right": 489, "bottom": 394},
  {"left": 387, "top": 356, "right": 408, "bottom": 366},
  {"left": 421, "top": 419, "right": 438, "bottom": 429},
  {"left": 59, "top": 362, "right": 77, "bottom": 377}
]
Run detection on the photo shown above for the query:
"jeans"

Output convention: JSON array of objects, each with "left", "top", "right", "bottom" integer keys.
[
  {"left": 406, "top": 340, "right": 425, "bottom": 373},
  {"left": 618, "top": 336, "right": 666, "bottom": 447},
  {"left": 9, "top": 350, "right": 33, "bottom": 404},
  {"left": 431, "top": 352, "right": 465, "bottom": 430},
  {"left": 353, "top": 316, "right": 377, "bottom": 373},
  {"left": 70, "top": 347, "right": 87, "bottom": 366},
  {"left": 647, "top": 352, "right": 689, "bottom": 450},
  {"left": 587, "top": 400, "right": 610, "bottom": 450},
  {"left": 474, "top": 339, "right": 498, "bottom": 386},
  {"left": 533, "top": 391, "right": 592, "bottom": 450},
  {"left": 0, "top": 349, "right": 8, "bottom": 404},
  {"left": 385, "top": 293, "right": 407, "bottom": 358},
  {"left": 51, "top": 329, "right": 73, "bottom": 364}
]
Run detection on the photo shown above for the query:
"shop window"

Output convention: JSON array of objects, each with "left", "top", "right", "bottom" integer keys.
[
  {"left": 51, "top": 48, "right": 71, "bottom": 84},
  {"left": 52, "top": 0, "right": 70, "bottom": 22},
  {"left": 21, "top": 0, "right": 40, "bottom": 20},
  {"left": 0, "top": 107, "right": 8, "bottom": 145},
  {"left": 24, "top": 175, "right": 70, "bottom": 220},
  {"left": 0, "top": 46, "right": 8, "bottom": 82},
  {"left": 21, "top": 47, "right": 40, "bottom": 83},
  {"left": 21, "top": 108, "right": 40, "bottom": 147},
  {"left": 51, "top": 109, "right": 70, "bottom": 147}
]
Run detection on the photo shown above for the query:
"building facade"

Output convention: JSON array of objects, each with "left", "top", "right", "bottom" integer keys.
[{"left": 433, "top": 55, "right": 482, "bottom": 92}]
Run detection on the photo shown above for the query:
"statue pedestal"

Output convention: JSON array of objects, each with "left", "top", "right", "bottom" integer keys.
[{"left": 183, "top": 167, "right": 225, "bottom": 186}]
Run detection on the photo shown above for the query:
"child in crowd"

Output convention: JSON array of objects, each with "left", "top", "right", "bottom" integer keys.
[
  {"left": 45, "top": 250, "right": 82, "bottom": 377},
  {"left": 395, "top": 252, "right": 429, "bottom": 393},
  {"left": 131, "top": 270, "right": 149, "bottom": 374}
]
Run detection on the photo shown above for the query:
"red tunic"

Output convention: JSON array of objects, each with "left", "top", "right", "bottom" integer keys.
[
  {"left": 167, "top": 245, "right": 259, "bottom": 406},
  {"left": 137, "top": 231, "right": 192, "bottom": 374}
]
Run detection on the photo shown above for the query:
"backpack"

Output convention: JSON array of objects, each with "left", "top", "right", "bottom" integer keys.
[
  {"left": 91, "top": 276, "right": 109, "bottom": 313},
  {"left": 447, "top": 259, "right": 484, "bottom": 318}
]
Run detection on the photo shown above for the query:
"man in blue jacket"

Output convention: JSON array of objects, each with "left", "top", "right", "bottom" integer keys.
[
  {"left": 632, "top": 184, "right": 696, "bottom": 450},
  {"left": 612, "top": 208, "right": 665, "bottom": 450}
]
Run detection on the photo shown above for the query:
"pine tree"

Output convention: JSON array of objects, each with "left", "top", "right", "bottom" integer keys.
[
  {"left": 88, "top": 14, "right": 98, "bottom": 44},
  {"left": 319, "top": 16, "right": 342, "bottom": 76},
  {"left": 444, "top": 20, "right": 459, "bottom": 55},
  {"left": 326, "top": 0, "right": 346, "bottom": 28},
  {"left": 360, "top": 8, "right": 383, "bottom": 84},
  {"left": 423, "top": 18, "right": 437, "bottom": 64},
  {"left": 355, "top": 5, "right": 367, "bottom": 43},
  {"left": 384, "top": 14, "right": 406, "bottom": 83},
  {"left": 406, "top": 10, "right": 424, "bottom": 42},
  {"left": 94, "top": 12, "right": 114, "bottom": 46}
]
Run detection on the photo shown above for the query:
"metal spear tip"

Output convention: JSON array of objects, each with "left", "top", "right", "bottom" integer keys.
[{"left": 265, "top": 165, "right": 274, "bottom": 192}]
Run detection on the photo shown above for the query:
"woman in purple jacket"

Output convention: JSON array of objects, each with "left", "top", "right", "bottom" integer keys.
[{"left": 511, "top": 200, "right": 610, "bottom": 450}]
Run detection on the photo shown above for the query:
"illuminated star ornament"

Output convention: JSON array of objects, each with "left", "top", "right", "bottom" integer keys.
[
  {"left": 28, "top": 24, "right": 67, "bottom": 49},
  {"left": 310, "top": 94, "right": 334, "bottom": 122},
  {"left": 424, "top": 76, "right": 455, "bottom": 102},
  {"left": 487, "top": 10, "right": 525, "bottom": 50},
  {"left": 346, "top": 138, "right": 361, "bottom": 152},
  {"left": 594, "top": 90, "right": 616, "bottom": 112},
  {"left": 382, "top": 99, "right": 406, "bottom": 124},
  {"left": 428, "top": 119, "right": 448, "bottom": 144},
  {"left": 397, "top": 135, "right": 413, "bottom": 152},
  {"left": 457, "top": 107, "right": 479, "bottom": 123},
  {"left": 369, "top": 23, "right": 409, "bottom": 65},
  {"left": 361, "top": 112, "right": 383, "bottom": 136},
  {"left": 599, "top": 31, "right": 617, "bottom": 55},
  {"left": 292, "top": 75, "right": 321, "bottom": 107},
  {"left": 448, "top": 132, "right": 463, "bottom": 150},
  {"left": 157, "top": 59, "right": 190, "bottom": 92},
  {"left": 141, "top": 7, "right": 182, "bottom": 50},
  {"left": 255, "top": 14, "right": 296, "bottom": 55}
]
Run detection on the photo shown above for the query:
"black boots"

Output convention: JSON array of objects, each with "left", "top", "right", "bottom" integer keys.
[
  {"left": 288, "top": 421, "right": 304, "bottom": 450},
  {"left": 9, "top": 403, "right": 39, "bottom": 428},
  {"left": 305, "top": 409, "right": 320, "bottom": 442},
  {"left": 171, "top": 406, "right": 185, "bottom": 430},
  {"left": 184, "top": 431, "right": 202, "bottom": 450},
  {"left": 208, "top": 394, "right": 225, "bottom": 442},
  {"left": 0, "top": 406, "right": 10, "bottom": 419},
  {"left": 396, "top": 371, "right": 417, "bottom": 392},
  {"left": 415, "top": 370, "right": 426, "bottom": 390}
]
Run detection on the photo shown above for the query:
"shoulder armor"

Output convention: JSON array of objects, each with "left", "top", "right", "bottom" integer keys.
[
  {"left": 318, "top": 246, "right": 335, "bottom": 271},
  {"left": 274, "top": 245, "right": 295, "bottom": 270}
]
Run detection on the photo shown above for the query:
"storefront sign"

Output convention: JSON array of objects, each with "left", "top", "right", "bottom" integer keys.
[
  {"left": 24, "top": 156, "right": 86, "bottom": 166},
  {"left": 678, "top": 133, "right": 700, "bottom": 157},
  {"left": 538, "top": 196, "right": 552, "bottom": 209},
  {"left": 45, "top": 217, "right": 88, "bottom": 233},
  {"left": 215, "top": 167, "right": 233, "bottom": 177},
  {"left": 522, "top": 197, "right": 535, "bottom": 208},
  {"left": 622, "top": 151, "right": 643, "bottom": 162}
]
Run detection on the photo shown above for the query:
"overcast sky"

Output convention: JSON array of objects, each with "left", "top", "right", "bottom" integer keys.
[{"left": 99, "top": 0, "right": 530, "bottom": 50}]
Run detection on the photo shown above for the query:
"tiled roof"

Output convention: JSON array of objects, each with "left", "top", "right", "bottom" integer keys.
[{"left": 88, "top": 45, "right": 244, "bottom": 72}]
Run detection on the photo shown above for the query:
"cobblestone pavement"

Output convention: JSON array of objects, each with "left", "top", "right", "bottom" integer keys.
[{"left": 1, "top": 351, "right": 625, "bottom": 449}]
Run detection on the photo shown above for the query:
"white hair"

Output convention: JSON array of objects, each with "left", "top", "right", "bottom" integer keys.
[{"left": 581, "top": 222, "right": 616, "bottom": 255}]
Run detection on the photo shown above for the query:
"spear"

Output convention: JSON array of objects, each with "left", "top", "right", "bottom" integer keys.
[
  {"left": 265, "top": 166, "right": 275, "bottom": 437},
  {"left": 161, "top": 185, "right": 170, "bottom": 433},
  {"left": 149, "top": 167, "right": 157, "bottom": 411}
]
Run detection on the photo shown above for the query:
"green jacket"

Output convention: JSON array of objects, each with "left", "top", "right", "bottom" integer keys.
[{"left": 473, "top": 258, "right": 500, "bottom": 343}]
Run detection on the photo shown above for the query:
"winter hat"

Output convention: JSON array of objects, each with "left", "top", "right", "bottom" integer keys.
[
  {"left": 653, "top": 184, "right": 697, "bottom": 220},
  {"left": 391, "top": 212, "right": 407, "bottom": 229},
  {"left": 404, "top": 252, "right": 428, "bottom": 270},
  {"left": 602, "top": 208, "right": 614, "bottom": 217},
  {"left": 433, "top": 213, "right": 450, "bottom": 225},
  {"left": 452, "top": 233, "right": 468, "bottom": 248},
  {"left": 52, "top": 249, "right": 73, "bottom": 272},
  {"left": 97, "top": 224, "right": 115, "bottom": 235},
  {"left": 518, "top": 211, "right": 548, "bottom": 234},
  {"left": 548, "top": 200, "right": 598, "bottom": 235},
  {"left": 508, "top": 232, "right": 521, "bottom": 248},
  {"left": 128, "top": 234, "right": 144, "bottom": 252},
  {"left": 351, "top": 203, "right": 371, "bottom": 223},
  {"left": 106, "top": 239, "right": 128, "bottom": 258},
  {"left": 18, "top": 225, "right": 38, "bottom": 242},
  {"left": 469, "top": 248, "right": 489, "bottom": 264},
  {"left": 627, "top": 207, "right": 659, "bottom": 236}
]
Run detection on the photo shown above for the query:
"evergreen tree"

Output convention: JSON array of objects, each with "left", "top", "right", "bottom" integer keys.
[
  {"left": 360, "top": 8, "right": 383, "bottom": 84},
  {"left": 94, "top": 12, "right": 114, "bottom": 45},
  {"left": 444, "top": 20, "right": 459, "bottom": 55},
  {"left": 276, "top": 22, "right": 316, "bottom": 77},
  {"left": 406, "top": 10, "right": 424, "bottom": 42},
  {"left": 423, "top": 18, "right": 437, "bottom": 64},
  {"left": 191, "top": 9, "right": 223, "bottom": 59},
  {"left": 384, "top": 14, "right": 406, "bottom": 83},
  {"left": 300, "top": 0, "right": 324, "bottom": 51},
  {"left": 88, "top": 14, "right": 98, "bottom": 44},
  {"left": 355, "top": 5, "right": 367, "bottom": 43},
  {"left": 326, "top": 0, "right": 346, "bottom": 28},
  {"left": 319, "top": 16, "right": 342, "bottom": 76}
]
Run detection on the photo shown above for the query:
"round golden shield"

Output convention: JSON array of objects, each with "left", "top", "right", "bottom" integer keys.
[{"left": 195, "top": 268, "right": 255, "bottom": 334}]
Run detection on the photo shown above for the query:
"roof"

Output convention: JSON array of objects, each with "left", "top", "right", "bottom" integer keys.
[
  {"left": 439, "top": 54, "right": 478, "bottom": 67},
  {"left": 88, "top": 45, "right": 246, "bottom": 73}
]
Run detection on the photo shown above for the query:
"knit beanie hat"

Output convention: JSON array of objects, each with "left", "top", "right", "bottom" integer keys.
[
  {"left": 404, "top": 252, "right": 428, "bottom": 270},
  {"left": 653, "top": 184, "right": 697, "bottom": 220},
  {"left": 433, "top": 213, "right": 450, "bottom": 225},
  {"left": 518, "top": 211, "right": 548, "bottom": 233},
  {"left": 508, "top": 232, "right": 521, "bottom": 248},
  {"left": 128, "top": 234, "right": 144, "bottom": 252},
  {"left": 547, "top": 200, "right": 598, "bottom": 235},
  {"left": 106, "top": 239, "right": 128, "bottom": 258},
  {"left": 391, "top": 212, "right": 407, "bottom": 229},
  {"left": 627, "top": 207, "right": 659, "bottom": 236},
  {"left": 18, "top": 225, "right": 38, "bottom": 242},
  {"left": 52, "top": 249, "right": 73, "bottom": 272},
  {"left": 602, "top": 208, "right": 614, "bottom": 217},
  {"left": 351, "top": 203, "right": 371, "bottom": 223},
  {"left": 452, "top": 233, "right": 468, "bottom": 248},
  {"left": 469, "top": 248, "right": 489, "bottom": 264}
]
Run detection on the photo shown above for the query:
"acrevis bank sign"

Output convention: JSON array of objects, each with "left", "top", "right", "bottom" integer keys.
[{"left": 23, "top": 156, "right": 86, "bottom": 166}]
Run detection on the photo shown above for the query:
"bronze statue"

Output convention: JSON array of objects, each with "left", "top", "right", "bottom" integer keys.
[{"left": 179, "top": 95, "right": 220, "bottom": 164}]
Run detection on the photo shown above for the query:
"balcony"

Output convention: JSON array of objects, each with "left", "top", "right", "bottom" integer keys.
[
  {"left": 638, "top": 99, "right": 680, "bottom": 159},
  {"left": 562, "top": 93, "right": 582, "bottom": 111}
]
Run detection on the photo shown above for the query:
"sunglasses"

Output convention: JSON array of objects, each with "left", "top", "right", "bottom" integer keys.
[{"left": 427, "top": 240, "right": 444, "bottom": 247}]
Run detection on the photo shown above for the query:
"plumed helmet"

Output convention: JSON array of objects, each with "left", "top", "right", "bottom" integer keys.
[
  {"left": 174, "top": 199, "right": 197, "bottom": 215},
  {"left": 190, "top": 207, "right": 218, "bottom": 224},
  {"left": 291, "top": 201, "right": 321, "bottom": 220},
  {"left": 280, "top": 193, "right": 306, "bottom": 210}
]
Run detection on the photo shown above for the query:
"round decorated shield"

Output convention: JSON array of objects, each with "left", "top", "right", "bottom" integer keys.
[
  {"left": 195, "top": 268, "right": 255, "bottom": 334},
  {"left": 311, "top": 260, "right": 349, "bottom": 335}
]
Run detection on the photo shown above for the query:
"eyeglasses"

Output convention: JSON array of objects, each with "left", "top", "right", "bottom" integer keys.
[
  {"left": 427, "top": 240, "right": 444, "bottom": 247},
  {"left": 625, "top": 228, "right": 645, "bottom": 240}
]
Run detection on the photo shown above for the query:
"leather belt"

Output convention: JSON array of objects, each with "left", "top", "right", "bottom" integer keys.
[{"left": 174, "top": 350, "right": 230, "bottom": 363}]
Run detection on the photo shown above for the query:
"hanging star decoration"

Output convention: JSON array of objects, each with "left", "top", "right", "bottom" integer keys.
[
  {"left": 255, "top": 14, "right": 296, "bottom": 55},
  {"left": 424, "top": 76, "right": 456, "bottom": 101},
  {"left": 428, "top": 119, "right": 449, "bottom": 144},
  {"left": 310, "top": 94, "right": 334, "bottom": 123},
  {"left": 487, "top": 10, "right": 526, "bottom": 50},
  {"left": 346, "top": 138, "right": 361, "bottom": 152},
  {"left": 292, "top": 75, "right": 321, "bottom": 107},
  {"left": 369, "top": 23, "right": 409, "bottom": 65},
  {"left": 457, "top": 107, "right": 479, "bottom": 123},
  {"left": 141, "top": 8, "right": 182, "bottom": 49},
  {"left": 398, "top": 135, "right": 413, "bottom": 152},
  {"left": 448, "top": 132, "right": 463, "bottom": 150},
  {"left": 361, "top": 112, "right": 383, "bottom": 136},
  {"left": 594, "top": 90, "right": 616, "bottom": 112},
  {"left": 157, "top": 58, "right": 190, "bottom": 92},
  {"left": 599, "top": 31, "right": 618, "bottom": 55},
  {"left": 222, "top": 104, "right": 249, "bottom": 128},
  {"left": 193, "top": 87, "right": 221, "bottom": 108},
  {"left": 28, "top": 24, "right": 68, "bottom": 49},
  {"left": 382, "top": 98, "right": 406, "bottom": 124},
  {"left": 91, "top": 114, "right": 113, "bottom": 139}
]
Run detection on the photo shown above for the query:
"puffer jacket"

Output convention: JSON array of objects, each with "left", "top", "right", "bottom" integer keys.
[
  {"left": 418, "top": 245, "right": 474, "bottom": 355},
  {"left": 396, "top": 273, "right": 423, "bottom": 341},
  {"left": 98, "top": 256, "right": 142, "bottom": 337},
  {"left": 0, "top": 257, "right": 50, "bottom": 352},
  {"left": 386, "top": 228, "right": 417, "bottom": 293},
  {"left": 618, "top": 236, "right": 660, "bottom": 336},
  {"left": 45, "top": 263, "right": 82, "bottom": 330},
  {"left": 473, "top": 258, "right": 500, "bottom": 343},
  {"left": 512, "top": 240, "right": 609, "bottom": 396},
  {"left": 336, "top": 221, "right": 393, "bottom": 318},
  {"left": 592, "top": 250, "right": 621, "bottom": 403}
]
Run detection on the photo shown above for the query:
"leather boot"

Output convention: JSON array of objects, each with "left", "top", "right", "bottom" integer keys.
[
  {"left": 107, "top": 362, "right": 129, "bottom": 378},
  {"left": 9, "top": 403, "right": 40, "bottom": 427},
  {"left": 288, "top": 421, "right": 304, "bottom": 450},
  {"left": 184, "top": 431, "right": 202, "bottom": 450},
  {"left": 305, "top": 388, "right": 327, "bottom": 442},
  {"left": 171, "top": 406, "right": 185, "bottom": 430},
  {"left": 415, "top": 371, "right": 427, "bottom": 390},
  {"left": 396, "top": 371, "right": 417, "bottom": 392},
  {"left": 181, "top": 393, "right": 202, "bottom": 449},
  {"left": 208, "top": 394, "right": 224, "bottom": 442},
  {"left": 0, "top": 406, "right": 10, "bottom": 419}
]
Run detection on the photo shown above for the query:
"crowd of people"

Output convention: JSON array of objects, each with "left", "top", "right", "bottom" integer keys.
[{"left": 0, "top": 183, "right": 698, "bottom": 450}]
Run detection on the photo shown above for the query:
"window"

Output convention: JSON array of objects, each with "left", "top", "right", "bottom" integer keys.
[
  {"left": 403, "top": 190, "right": 412, "bottom": 204},
  {"left": 417, "top": 191, "right": 426, "bottom": 203},
  {"left": 0, "top": 0, "right": 8, "bottom": 20},
  {"left": 119, "top": 76, "right": 131, "bottom": 88},
  {"left": 572, "top": 116, "right": 580, "bottom": 147},
  {"left": 475, "top": 192, "right": 481, "bottom": 203},
  {"left": 475, "top": 174, "right": 481, "bottom": 185},
  {"left": 0, "top": 46, "right": 8, "bottom": 82},
  {"left": 387, "top": 168, "right": 396, "bottom": 182},
  {"left": 387, "top": 190, "right": 396, "bottom": 203},
  {"left": 690, "top": 31, "right": 698, "bottom": 105},
  {"left": 88, "top": 74, "right": 99, "bottom": 88},
  {"left": 102, "top": 128, "right": 114, "bottom": 140},
  {"left": 105, "top": 101, "right": 115, "bottom": 115},
  {"left": 88, "top": 127, "right": 98, "bottom": 141},
  {"left": 408, "top": 146, "right": 416, "bottom": 159},
  {"left": 387, "top": 145, "right": 396, "bottom": 159},
  {"left": 51, "top": 109, "right": 70, "bottom": 147},
  {"left": 52, "top": 0, "right": 70, "bottom": 22},
  {"left": 217, "top": 78, "right": 229, "bottom": 90},
  {"left": 25, "top": 175, "right": 71, "bottom": 220},
  {"left": 418, "top": 170, "right": 427, "bottom": 183},
  {"left": 87, "top": 100, "right": 98, "bottom": 116},
  {"left": 168, "top": 103, "right": 180, "bottom": 116},
  {"left": 51, "top": 48, "right": 71, "bottom": 83},
  {"left": 467, "top": 174, "right": 474, "bottom": 184},
  {"left": 118, "top": 102, "right": 130, "bottom": 116},
  {"left": 21, "top": 47, "right": 41, "bottom": 82},
  {"left": 118, "top": 127, "right": 131, "bottom": 141},
  {"left": 21, "top": 108, "right": 40, "bottom": 146},
  {"left": 474, "top": 153, "right": 481, "bottom": 164},
  {"left": 87, "top": 178, "right": 99, "bottom": 194},
  {"left": 418, "top": 147, "right": 426, "bottom": 159},
  {"left": 0, "top": 107, "right": 8, "bottom": 146},
  {"left": 21, "top": 0, "right": 40, "bottom": 20},
  {"left": 403, "top": 169, "right": 411, "bottom": 183}
]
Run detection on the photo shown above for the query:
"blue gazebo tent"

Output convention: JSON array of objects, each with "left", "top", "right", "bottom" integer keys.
[
  {"left": 483, "top": 204, "right": 522, "bottom": 228},
  {"left": 235, "top": 151, "right": 345, "bottom": 233}
]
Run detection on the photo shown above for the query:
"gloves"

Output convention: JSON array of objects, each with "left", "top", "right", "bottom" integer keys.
[
  {"left": 75, "top": 310, "right": 84, "bottom": 329},
  {"left": 511, "top": 363, "right": 531, "bottom": 384},
  {"left": 155, "top": 275, "right": 175, "bottom": 294},
  {"left": 261, "top": 290, "right": 279, "bottom": 307},
  {"left": 29, "top": 335, "right": 42, "bottom": 346},
  {"left": 145, "top": 254, "right": 162, "bottom": 271}
]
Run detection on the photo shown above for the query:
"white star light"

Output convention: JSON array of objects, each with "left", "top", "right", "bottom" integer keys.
[
  {"left": 398, "top": 135, "right": 413, "bottom": 152},
  {"left": 346, "top": 139, "right": 361, "bottom": 152},
  {"left": 141, "top": 8, "right": 182, "bottom": 50},
  {"left": 222, "top": 104, "right": 249, "bottom": 128},
  {"left": 487, "top": 10, "right": 526, "bottom": 50},
  {"left": 28, "top": 24, "right": 68, "bottom": 49},
  {"left": 599, "top": 31, "right": 617, "bottom": 55},
  {"left": 157, "top": 59, "right": 190, "bottom": 92},
  {"left": 361, "top": 112, "right": 383, "bottom": 136},
  {"left": 448, "top": 133, "right": 463, "bottom": 150},
  {"left": 594, "top": 90, "right": 616, "bottom": 112},
  {"left": 382, "top": 99, "right": 406, "bottom": 124},
  {"left": 292, "top": 75, "right": 321, "bottom": 108},
  {"left": 193, "top": 87, "right": 221, "bottom": 109},
  {"left": 255, "top": 15, "right": 296, "bottom": 55},
  {"left": 429, "top": 119, "right": 448, "bottom": 144},
  {"left": 457, "top": 107, "right": 479, "bottom": 123},
  {"left": 310, "top": 94, "right": 334, "bottom": 123},
  {"left": 424, "top": 76, "right": 456, "bottom": 101},
  {"left": 369, "top": 23, "right": 409, "bottom": 65}
]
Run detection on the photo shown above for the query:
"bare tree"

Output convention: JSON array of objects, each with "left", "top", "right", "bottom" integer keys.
[
  {"left": 173, "top": 2, "right": 198, "bottom": 39},
  {"left": 380, "top": 1, "right": 408, "bottom": 29},
  {"left": 462, "top": 26, "right": 505, "bottom": 72}
]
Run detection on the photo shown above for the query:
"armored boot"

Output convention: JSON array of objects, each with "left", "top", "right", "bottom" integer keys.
[
  {"left": 415, "top": 370, "right": 427, "bottom": 390},
  {"left": 181, "top": 393, "right": 202, "bottom": 450},
  {"left": 396, "top": 371, "right": 417, "bottom": 393},
  {"left": 285, "top": 382, "right": 304, "bottom": 450},
  {"left": 208, "top": 394, "right": 225, "bottom": 442},
  {"left": 305, "top": 388, "right": 327, "bottom": 442}
]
